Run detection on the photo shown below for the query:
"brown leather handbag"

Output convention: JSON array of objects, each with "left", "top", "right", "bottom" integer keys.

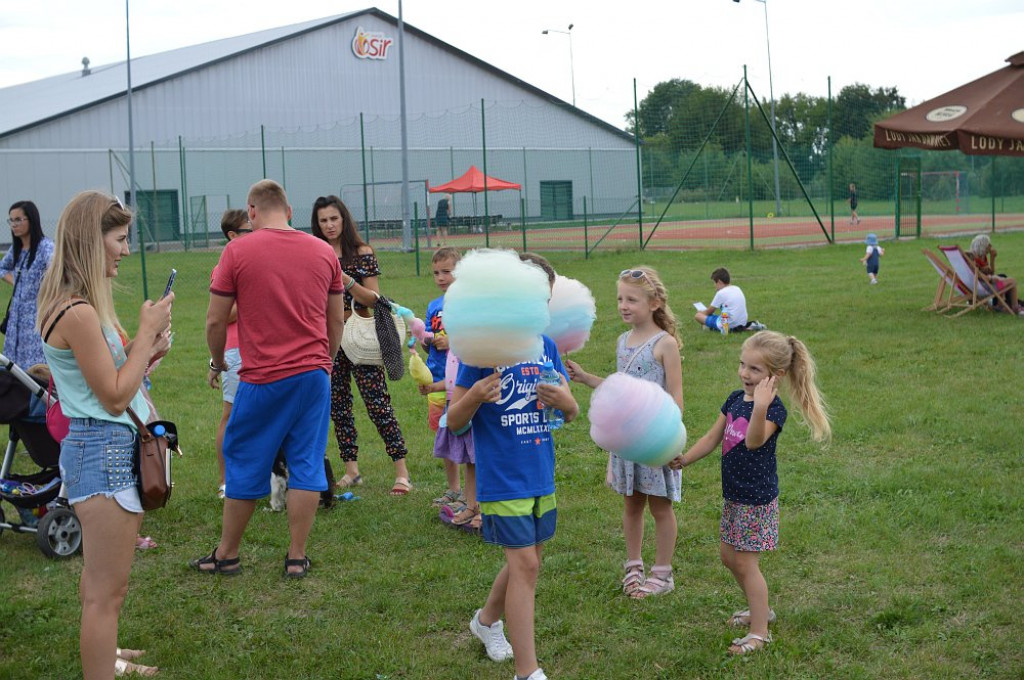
[{"left": 126, "top": 406, "right": 173, "bottom": 511}]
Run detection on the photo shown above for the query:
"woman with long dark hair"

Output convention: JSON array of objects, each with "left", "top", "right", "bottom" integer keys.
[
  {"left": 311, "top": 195, "right": 412, "bottom": 496},
  {"left": 1, "top": 200, "right": 55, "bottom": 366}
]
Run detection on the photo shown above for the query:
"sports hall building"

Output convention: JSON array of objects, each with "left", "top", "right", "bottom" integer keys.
[{"left": 0, "top": 7, "right": 636, "bottom": 242}]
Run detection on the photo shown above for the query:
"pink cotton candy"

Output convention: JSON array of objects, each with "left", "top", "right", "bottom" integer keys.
[{"left": 588, "top": 372, "right": 687, "bottom": 467}]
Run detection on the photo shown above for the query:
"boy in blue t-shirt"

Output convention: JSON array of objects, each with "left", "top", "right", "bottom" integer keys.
[
  {"left": 421, "top": 248, "right": 461, "bottom": 505},
  {"left": 446, "top": 253, "right": 578, "bottom": 680}
]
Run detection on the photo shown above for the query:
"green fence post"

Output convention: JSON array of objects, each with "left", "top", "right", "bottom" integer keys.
[
  {"left": 633, "top": 79, "right": 643, "bottom": 250},
  {"left": 280, "top": 146, "right": 286, "bottom": 191},
  {"left": 413, "top": 202, "right": 420, "bottom": 276},
  {"left": 521, "top": 196, "right": 527, "bottom": 252},
  {"left": 583, "top": 196, "right": 589, "bottom": 260},
  {"left": 359, "top": 113, "right": 370, "bottom": 243},
  {"left": 744, "top": 67, "right": 755, "bottom": 251},
  {"left": 150, "top": 141, "right": 160, "bottom": 253},
  {"left": 827, "top": 76, "right": 834, "bottom": 243},
  {"left": 178, "top": 135, "right": 190, "bottom": 252},
  {"left": 481, "top": 98, "right": 490, "bottom": 248},
  {"left": 991, "top": 156, "right": 996, "bottom": 232},
  {"left": 260, "top": 124, "right": 267, "bottom": 179}
]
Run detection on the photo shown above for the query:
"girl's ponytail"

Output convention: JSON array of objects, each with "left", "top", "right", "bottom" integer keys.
[
  {"left": 784, "top": 336, "right": 831, "bottom": 443},
  {"left": 741, "top": 331, "right": 831, "bottom": 444}
]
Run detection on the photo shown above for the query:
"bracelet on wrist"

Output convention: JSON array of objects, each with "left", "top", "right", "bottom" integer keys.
[
  {"left": 344, "top": 277, "right": 356, "bottom": 291},
  {"left": 209, "top": 358, "right": 227, "bottom": 372}
]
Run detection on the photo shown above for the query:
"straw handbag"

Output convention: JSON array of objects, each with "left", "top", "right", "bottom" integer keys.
[{"left": 340, "top": 297, "right": 407, "bottom": 374}]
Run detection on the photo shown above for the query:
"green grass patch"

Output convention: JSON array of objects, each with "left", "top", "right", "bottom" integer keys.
[{"left": 1, "top": 234, "right": 1022, "bottom": 678}]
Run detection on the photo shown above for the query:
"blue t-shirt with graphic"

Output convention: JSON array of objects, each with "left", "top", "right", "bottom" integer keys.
[
  {"left": 425, "top": 295, "right": 447, "bottom": 381},
  {"left": 456, "top": 335, "right": 566, "bottom": 502},
  {"left": 720, "top": 389, "right": 787, "bottom": 505}
]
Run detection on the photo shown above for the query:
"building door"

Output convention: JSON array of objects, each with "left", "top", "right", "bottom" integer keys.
[
  {"left": 540, "top": 181, "right": 573, "bottom": 221},
  {"left": 126, "top": 190, "right": 180, "bottom": 244}
]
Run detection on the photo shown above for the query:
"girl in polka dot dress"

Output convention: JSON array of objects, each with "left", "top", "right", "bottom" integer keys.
[
  {"left": 674, "top": 330, "right": 830, "bottom": 655},
  {"left": 567, "top": 266, "right": 684, "bottom": 599}
]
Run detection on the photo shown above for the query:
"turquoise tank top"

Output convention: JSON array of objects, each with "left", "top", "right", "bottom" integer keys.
[{"left": 42, "top": 325, "right": 151, "bottom": 430}]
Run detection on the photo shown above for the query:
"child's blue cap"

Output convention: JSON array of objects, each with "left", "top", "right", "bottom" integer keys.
[{"left": 865, "top": 233, "right": 878, "bottom": 246}]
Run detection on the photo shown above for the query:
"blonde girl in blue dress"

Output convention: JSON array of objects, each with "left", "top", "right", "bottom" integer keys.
[{"left": 567, "top": 266, "right": 684, "bottom": 599}]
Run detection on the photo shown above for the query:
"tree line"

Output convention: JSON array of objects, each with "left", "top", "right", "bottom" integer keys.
[{"left": 626, "top": 79, "right": 1022, "bottom": 204}]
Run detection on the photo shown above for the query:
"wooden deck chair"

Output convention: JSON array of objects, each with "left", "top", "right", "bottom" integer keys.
[
  {"left": 921, "top": 248, "right": 970, "bottom": 312},
  {"left": 938, "top": 244, "right": 1015, "bottom": 317}
]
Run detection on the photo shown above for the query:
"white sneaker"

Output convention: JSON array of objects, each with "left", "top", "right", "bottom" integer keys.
[
  {"left": 516, "top": 670, "right": 548, "bottom": 680},
  {"left": 217, "top": 484, "right": 226, "bottom": 499},
  {"left": 470, "top": 609, "right": 514, "bottom": 662}
]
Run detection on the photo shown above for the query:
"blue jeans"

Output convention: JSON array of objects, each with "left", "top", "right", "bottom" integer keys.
[{"left": 60, "top": 417, "right": 142, "bottom": 512}]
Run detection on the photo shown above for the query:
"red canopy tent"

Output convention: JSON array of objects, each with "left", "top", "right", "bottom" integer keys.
[
  {"left": 428, "top": 166, "right": 521, "bottom": 238},
  {"left": 429, "top": 165, "right": 522, "bottom": 193},
  {"left": 874, "top": 52, "right": 1024, "bottom": 157}
]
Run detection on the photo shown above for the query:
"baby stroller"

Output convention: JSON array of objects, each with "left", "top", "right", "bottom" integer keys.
[{"left": 0, "top": 353, "right": 82, "bottom": 559}]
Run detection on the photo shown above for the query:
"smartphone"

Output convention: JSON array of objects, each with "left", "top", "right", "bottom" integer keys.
[{"left": 162, "top": 269, "right": 177, "bottom": 299}]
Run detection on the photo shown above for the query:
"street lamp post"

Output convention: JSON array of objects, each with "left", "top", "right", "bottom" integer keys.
[
  {"left": 735, "top": 0, "right": 781, "bottom": 216},
  {"left": 541, "top": 24, "right": 575, "bottom": 107}
]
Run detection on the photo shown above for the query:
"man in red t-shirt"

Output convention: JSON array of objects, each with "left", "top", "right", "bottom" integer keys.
[{"left": 192, "top": 179, "right": 345, "bottom": 579}]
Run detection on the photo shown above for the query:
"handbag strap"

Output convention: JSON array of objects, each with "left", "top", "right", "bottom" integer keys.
[{"left": 125, "top": 405, "right": 154, "bottom": 441}]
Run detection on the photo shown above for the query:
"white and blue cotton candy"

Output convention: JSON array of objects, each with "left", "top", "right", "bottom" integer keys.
[{"left": 444, "top": 249, "right": 551, "bottom": 368}]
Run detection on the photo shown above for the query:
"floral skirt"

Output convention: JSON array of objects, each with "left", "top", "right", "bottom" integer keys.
[{"left": 720, "top": 497, "right": 778, "bottom": 552}]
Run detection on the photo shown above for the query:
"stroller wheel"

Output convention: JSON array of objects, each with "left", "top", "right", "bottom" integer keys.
[{"left": 35, "top": 507, "right": 82, "bottom": 559}]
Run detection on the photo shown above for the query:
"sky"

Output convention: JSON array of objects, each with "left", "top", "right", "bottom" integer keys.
[{"left": 1, "top": 0, "right": 1021, "bottom": 129}]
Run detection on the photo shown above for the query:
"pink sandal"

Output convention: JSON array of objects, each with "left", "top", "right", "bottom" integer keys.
[
  {"left": 135, "top": 536, "right": 158, "bottom": 551},
  {"left": 631, "top": 566, "right": 674, "bottom": 599}
]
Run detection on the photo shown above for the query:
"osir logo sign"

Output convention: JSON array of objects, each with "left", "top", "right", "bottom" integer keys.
[{"left": 352, "top": 26, "right": 393, "bottom": 60}]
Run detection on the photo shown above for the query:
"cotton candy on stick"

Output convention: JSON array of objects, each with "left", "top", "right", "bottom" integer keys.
[
  {"left": 545, "top": 275, "right": 596, "bottom": 355},
  {"left": 443, "top": 249, "right": 551, "bottom": 368},
  {"left": 588, "top": 372, "right": 687, "bottom": 467}
]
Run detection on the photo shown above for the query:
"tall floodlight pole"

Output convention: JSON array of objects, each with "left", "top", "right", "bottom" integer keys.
[
  {"left": 126, "top": 0, "right": 136, "bottom": 210},
  {"left": 541, "top": 24, "right": 575, "bottom": 107},
  {"left": 398, "top": 0, "right": 411, "bottom": 250},
  {"left": 757, "top": 0, "right": 781, "bottom": 215},
  {"left": 734, "top": 0, "right": 781, "bottom": 215},
  {"left": 126, "top": 0, "right": 149, "bottom": 297}
]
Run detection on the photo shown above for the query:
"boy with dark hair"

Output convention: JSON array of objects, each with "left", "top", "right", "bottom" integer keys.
[{"left": 694, "top": 267, "right": 749, "bottom": 331}]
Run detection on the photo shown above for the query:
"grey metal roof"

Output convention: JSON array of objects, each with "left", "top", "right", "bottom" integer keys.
[
  {"left": 0, "top": 11, "right": 362, "bottom": 139},
  {"left": 0, "top": 7, "right": 633, "bottom": 143}
]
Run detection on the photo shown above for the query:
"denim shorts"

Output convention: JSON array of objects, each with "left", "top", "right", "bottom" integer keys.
[
  {"left": 59, "top": 418, "right": 143, "bottom": 513},
  {"left": 221, "top": 348, "right": 243, "bottom": 403}
]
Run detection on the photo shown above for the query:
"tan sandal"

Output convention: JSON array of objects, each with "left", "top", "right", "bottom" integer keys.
[
  {"left": 729, "top": 632, "right": 772, "bottom": 655},
  {"left": 622, "top": 560, "right": 644, "bottom": 596},
  {"left": 389, "top": 477, "right": 412, "bottom": 496},
  {"left": 335, "top": 473, "right": 363, "bottom": 489},
  {"left": 728, "top": 608, "right": 777, "bottom": 627},
  {"left": 114, "top": 657, "right": 159, "bottom": 677}
]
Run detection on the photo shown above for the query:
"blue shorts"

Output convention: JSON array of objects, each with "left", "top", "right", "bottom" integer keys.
[
  {"left": 60, "top": 418, "right": 143, "bottom": 513},
  {"left": 480, "top": 494, "right": 557, "bottom": 548},
  {"left": 704, "top": 314, "right": 721, "bottom": 330},
  {"left": 221, "top": 348, "right": 242, "bottom": 403},
  {"left": 224, "top": 369, "right": 330, "bottom": 499}
]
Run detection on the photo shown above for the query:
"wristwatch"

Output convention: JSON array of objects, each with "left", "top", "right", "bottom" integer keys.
[{"left": 209, "top": 358, "right": 228, "bottom": 372}]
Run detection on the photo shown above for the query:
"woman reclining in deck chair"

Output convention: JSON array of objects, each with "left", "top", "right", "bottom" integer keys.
[{"left": 967, "top": 234, "right": 1021, "bottom": 316}]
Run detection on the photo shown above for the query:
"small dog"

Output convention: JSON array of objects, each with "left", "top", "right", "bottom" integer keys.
[{"left": 269, "top": 452, "right": 336, "bottom": 511}]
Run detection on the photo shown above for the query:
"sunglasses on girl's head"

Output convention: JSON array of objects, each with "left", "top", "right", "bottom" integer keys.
[{"left": 619, "top": 269, "right": 649, "bottom": 282}]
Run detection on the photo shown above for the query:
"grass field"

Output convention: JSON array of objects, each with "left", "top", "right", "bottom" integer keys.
[{"left": 1, "top": 234, "right": 1022, "bottom": 679}]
